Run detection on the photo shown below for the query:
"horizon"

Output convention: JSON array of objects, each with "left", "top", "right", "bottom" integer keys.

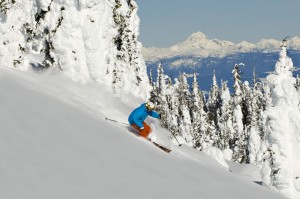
[{"left": 136, "top": 0, "right": 300, "bottom": 48}]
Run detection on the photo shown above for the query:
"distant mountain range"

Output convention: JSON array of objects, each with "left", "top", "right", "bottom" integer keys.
[
  {"left": 142, "top": 32, "right": 300, "bottom": 61},
  {"left": 142, "top": 32, "right": 300, "bottom": 91}
]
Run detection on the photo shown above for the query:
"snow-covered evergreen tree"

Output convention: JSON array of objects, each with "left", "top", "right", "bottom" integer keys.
[
  {"left": 261, "top": 82, "right": 272, "bottom": 111},
  {"left": 176, "top": 73, "right": 193, "bottom": 145},
  {"left": 149, "top": 70, "right": 154, "bottom": 87},
  {"left": 247, "top": 80, "right": 263, "bottom": 165},
  {"left": 149, "top": 70, "right": 159, "bottom": 105},
  {"left": 252, "top": 79, "right": 266, "bottom": 141},
  {"left": 203, "top": 120, "right": 217, "bottom": 149},
  {"left": 207, "top": 71, "right": 220, "bottom": 127},
  {"left": 0, "top": 0, "right": 10, "bottom": 15},
  {"left": 169, "top": 78, "right": 180, "bottom": 138},
  {"left": 0, "top": 0, "right": 149, "bottom": 98},
  {"left": 156, "top": 63, "right": 166, "bottom": 93},
  {"left": 242, "top": 81, "right": 252, "bottom": 128},
  {"left": 259, "top": 42, "right": 300, "bottom": 199},
  {"left": 231, "top": 64, "right": 247, "bottom": 163},
  {"left": 217, "top": 80, "right": 234, "bottom": 151},
  {"left": 165, "top": 77, "right": 176, "bottom": 129},
  {"left": 240, "top": 81, "right": 253, "bottom": 163},
  {"left": 154, "top": 63, "right": 170, "bottom": 128},
  {"left": 206, "top": 71, "right": 221, "bottom": 147},
  {"left": 190, "top": 73, "right": 209, "bottom": 150},
  {"left": 296, "top": 74, "right": 300, "bottom": 92}
]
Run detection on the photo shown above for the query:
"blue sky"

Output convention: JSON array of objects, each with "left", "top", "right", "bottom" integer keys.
[{"left": 136, "top": 0, "right": 300, "bottom": 47}]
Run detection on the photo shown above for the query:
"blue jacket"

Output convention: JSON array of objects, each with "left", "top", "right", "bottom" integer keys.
[{"left": 128, "top": 103, "right": 160, "bottom": 128}]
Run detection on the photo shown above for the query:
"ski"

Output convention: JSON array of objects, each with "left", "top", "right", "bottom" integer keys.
[{"left": 151, "top": 141, "right": 172, "bottom": 153}]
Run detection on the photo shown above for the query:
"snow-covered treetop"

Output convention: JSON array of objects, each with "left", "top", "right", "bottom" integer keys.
[
  {"left": 260, "top": 40, "right": 300, "bottom": 199},
  {"left": 274, "top": 40, "right": 294, "bottom": 75},
  {"left": 0, "top": 0, "right": 149, "bottom": 99}
]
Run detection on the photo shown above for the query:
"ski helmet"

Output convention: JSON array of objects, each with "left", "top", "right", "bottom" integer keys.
[{"left": 146, "top": 101, "right": 155, "bottom": 111}]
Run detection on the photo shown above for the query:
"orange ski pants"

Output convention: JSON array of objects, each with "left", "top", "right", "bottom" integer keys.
[{"left": 131, "top": 122, "right": 152, "bottom": 138}]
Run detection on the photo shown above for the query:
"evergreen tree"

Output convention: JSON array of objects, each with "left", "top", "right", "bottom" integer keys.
[
  {"left": 207, "top": 71, "right": 220, "bottom": 125},
  {"left": 240, "top": 81, "right": 253, "bottom": 163},
  {"left": 148, "top": 69, "right": 159, "bottom": 105},
  {"left": 231, "top": 64, "right": 246, "bottom": 163},
  {"left": 203, "top": 120, "right": 217, "bottom": 149},
  {"left": 156, "top": 63, "right": 165, "bottom": 90},
  {"left": 206, "top": 71, "right": 221, "bottom": 146},
  {"left": 149, "top": 79, "right": 158, "bottom": 108},
  {"left": 252, "top": 69, "right": 257, "bottom": 86},
  {"left": 296, "top": 74, "right": 300, "bottom": 92},
  {"left": 149, "top": 70, "right": 154, "bottom": 87},
  {"left": 242, "top": 81, "right": 252, "bottom": 127},
  {"left": 165, "top": 77, "right": 176, "bottom": 129},
  {"left": 113, "top": 0, "right": 139, "bottom": 91},
  {"left": 190, "top": 73, "right": 209, "bottom": 150},
  {"left": 154, "top": 63, "right": 169, "bottom": 128},
  {"left": 217, "top": 80, "right": 235, "bottom": 150},
  {"left": 259, "top": 42, "right": 300, "bottom": 199},
  {"left": 247, "top": 73, "right": 264, "bottom": 165},
  {"left": 2, "top": 0, "right": 149, "bottom": 98},
  {"left": 169, "top": 78, "right": 180, "bottom": 137},
  {"left": 251, "top": 73, "right": 266, "bottom": 141},
  {"left": 176, "top": 73, "right": 193, "bottom": 145},
  {"left": 261, "top": 82, "right": 272, "bottom": 111},
  {"left": 0, "top": 0, "right": 10, "bottom": 14},
  {"left": 297, "top": 74, "right": 300, "bottom": 111},
  {"left": 247, "top": 85, "right": 262, "bottom": 165}
]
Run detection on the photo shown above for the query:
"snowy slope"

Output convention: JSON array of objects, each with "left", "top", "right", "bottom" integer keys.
[{"left": 0, "top": 67, "right": 285, "bottom": 199}]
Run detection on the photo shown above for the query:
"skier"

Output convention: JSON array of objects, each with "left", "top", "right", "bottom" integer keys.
[{"left": 128, "top": 101, "right": 161, "bottom": 139}]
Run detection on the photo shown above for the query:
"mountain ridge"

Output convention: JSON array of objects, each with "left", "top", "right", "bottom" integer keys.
[{"left": 142, "top": 32, "right": 300, "bottom": 61}]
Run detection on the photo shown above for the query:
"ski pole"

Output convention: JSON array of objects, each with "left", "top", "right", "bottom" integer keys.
[
  {"left": 170, "top": 131, "right": 182, "bottom": 146},
  {"left": 105, "top": 117, "right": 129, "bottom": 126}
]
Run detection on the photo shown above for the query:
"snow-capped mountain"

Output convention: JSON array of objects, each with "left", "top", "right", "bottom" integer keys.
[
  {"left": 170, "top": 32, "right": 235, "bottom": 52},
  {"left": 142, "top": 32, "right": 300, "bottom": 60},
  {"left": 143, "top": 32, "right": 300, "bottom": 92}
]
